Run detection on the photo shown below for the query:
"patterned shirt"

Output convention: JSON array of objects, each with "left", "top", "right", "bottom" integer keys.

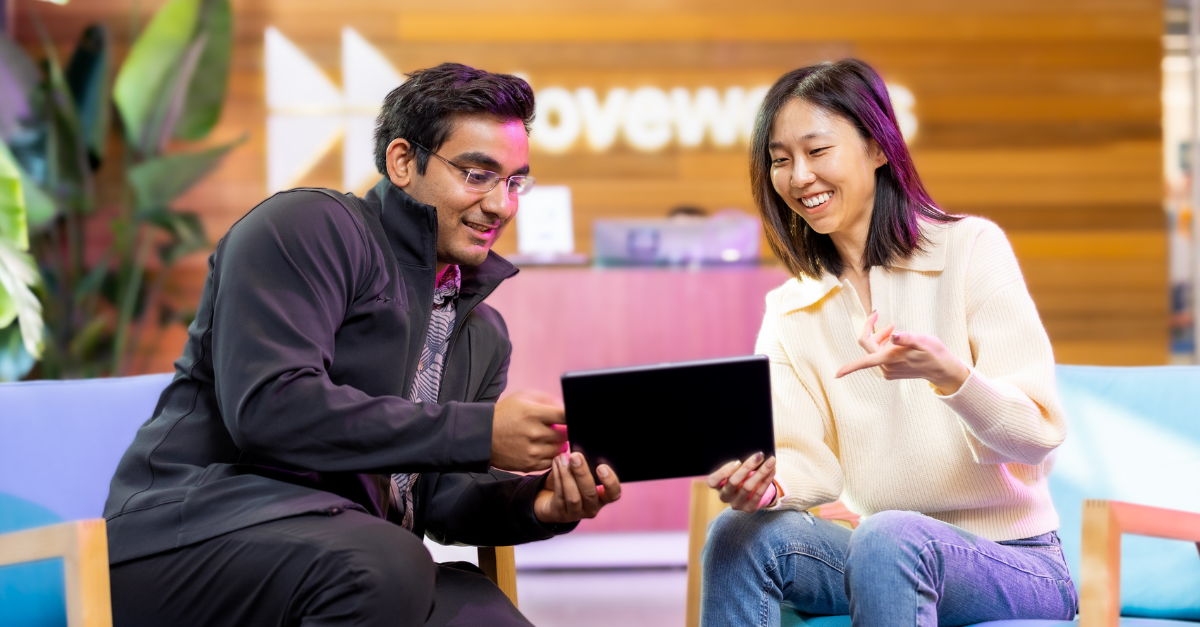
[{"left": 390, "top": 265, "right": 460, "bottom": 530}]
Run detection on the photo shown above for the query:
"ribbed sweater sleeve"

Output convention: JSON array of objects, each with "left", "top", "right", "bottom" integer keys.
[
  {"left": 755, "top": 299, "right": 843, "bottom": 511},
  {"left": 936, "top": 222, "right": 1067, "bottom": 466}
]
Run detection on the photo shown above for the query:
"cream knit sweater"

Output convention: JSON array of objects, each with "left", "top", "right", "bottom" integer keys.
[{"left": 758, "top": 216, "right": 1066, "bottom": 541}]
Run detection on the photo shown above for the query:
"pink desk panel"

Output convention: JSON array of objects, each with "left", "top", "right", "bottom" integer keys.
[{"left": 485, "top": 267, "right": 790, "bottom": 533}]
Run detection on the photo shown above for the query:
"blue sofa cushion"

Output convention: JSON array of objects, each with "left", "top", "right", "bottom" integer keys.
[
  {"left": 1052, "top": 366, "right": 1200, "bottom": 620},
  {"left": 0, "top": 374, "right": 173, "bottom": 626},
  {"left": 0, "top": 493, "right": 66, "bottom": 627},
  {"left": 0, "top": 373, "right": 175, "bottom": 521}
]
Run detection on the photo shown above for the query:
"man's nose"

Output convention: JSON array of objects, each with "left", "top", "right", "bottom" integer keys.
[{"left": 484, "top": 182, "right": 517, "bottom": 220}]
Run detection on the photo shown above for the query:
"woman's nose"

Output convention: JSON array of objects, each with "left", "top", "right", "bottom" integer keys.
[{"left": 791, "top": 162, "right": 817, "bottom": 187}]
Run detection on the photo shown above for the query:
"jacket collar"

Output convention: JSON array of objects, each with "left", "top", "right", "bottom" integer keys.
[
  {"left": 364, "top": 178, "right": 518, "bottom": 297},
  {"left": 779, "top": 218, "right": 948, "bottom": 313}
]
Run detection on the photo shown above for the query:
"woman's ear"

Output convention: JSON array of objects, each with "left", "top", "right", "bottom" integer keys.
[
  {"left": 868, "top": 138, "right": 889, "bottom": 169},
  {"left": 386, "top": 138, "right": 415, "bottom": 188}
]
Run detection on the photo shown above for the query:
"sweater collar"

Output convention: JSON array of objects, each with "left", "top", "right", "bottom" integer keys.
[
  {"left": 779, "top": 218, "right": 949, "bottom": 313},
  {"left": 891, "top": 218, "right": 948, "bottom": 272},
  {"left": 364, "top": 178, "right": 517, "bottom": 297}
]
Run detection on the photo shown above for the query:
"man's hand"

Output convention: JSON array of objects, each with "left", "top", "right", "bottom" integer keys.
[
  {"left": 834, "top": 312, "right": 970, "bottom": 394},
  {"left": 491, "top": 391, "right": 568, "bottom": 472},
  {"left": 534, "top": 452, "right": 622, "bottom": 524},
  {"left": 707, "top": 452, "right": 777, "bottom": 513}
]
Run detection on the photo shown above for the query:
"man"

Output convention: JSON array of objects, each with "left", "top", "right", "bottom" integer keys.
[{"left": 104, "top": 63, "right": 621, "bottom": 626}]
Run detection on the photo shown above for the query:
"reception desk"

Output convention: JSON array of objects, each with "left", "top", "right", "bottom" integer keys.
[{"left": 486, "top": 266, "right": 789, "bottom": 532}]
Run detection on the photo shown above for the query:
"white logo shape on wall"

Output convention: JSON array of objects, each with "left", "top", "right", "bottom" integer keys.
[
  {"left": 265, "top": 27, "right": 403, "bottom": 192},
  {"left": 264, "top": 28, "right": 918, "bottom": 192}
]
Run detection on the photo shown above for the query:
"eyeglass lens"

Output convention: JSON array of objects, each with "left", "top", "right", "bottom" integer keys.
[{"left": 463, "top": 169, "right": 533, "bottom": 196}]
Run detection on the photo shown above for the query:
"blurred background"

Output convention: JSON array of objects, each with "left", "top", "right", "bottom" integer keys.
[{"left": 0, "top": 0, "right": 1194, "bottom": 625}]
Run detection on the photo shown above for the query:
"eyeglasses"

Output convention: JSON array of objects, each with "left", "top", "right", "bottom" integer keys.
[{"left": 409, "top": 140, "right": 535, "bottom": 197}]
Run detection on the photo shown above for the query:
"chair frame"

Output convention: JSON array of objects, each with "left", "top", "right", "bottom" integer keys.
[
  {"left": 477, "top": 545, "right": 519, "bottom": 606},
  {"left": 1080, "top": 499, "right": 1200, "bottom": 627},
  {"left": 685, "top": 484, "right": 1200, "bottom": 627},
  {"left": 0, "top": 518, "right": 518, "bottom": 623},
  {"left": 0, "top": 519, "right": 112, "bottom": 627}
]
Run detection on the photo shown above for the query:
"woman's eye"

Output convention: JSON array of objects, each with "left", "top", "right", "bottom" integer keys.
[
  {"left": 771, "top": 158, "right": 788, "bottom": 166},
  {"left": 810, "top": 147, "right": 828, "bottom": 156}
]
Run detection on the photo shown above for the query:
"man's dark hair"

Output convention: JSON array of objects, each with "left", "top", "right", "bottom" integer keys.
[
  {"left": 373, "top": 63, "right": 536, "bottom": 176},
  {"left": 750, "top": 59, "right": 960, "bottom": 280}
]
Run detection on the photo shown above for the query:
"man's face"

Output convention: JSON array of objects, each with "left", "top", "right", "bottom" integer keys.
[{"left": 389, "top": 114, "right": 529, "bottom": 269}]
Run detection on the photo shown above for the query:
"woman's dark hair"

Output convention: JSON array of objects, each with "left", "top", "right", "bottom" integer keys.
[
  {"left": 750, "top": 59, "right": 959, "bottom": 279},
  {"left": 373, "top": 63, "right": 535, "bottom": 176}
]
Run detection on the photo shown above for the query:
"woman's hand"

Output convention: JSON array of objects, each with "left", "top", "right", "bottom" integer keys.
[
  {"left": 706, "top": 452, "right": 777, "bottom": 513},
  {"left": 835, "top": 312, "right": 970, "bottom": 394}
]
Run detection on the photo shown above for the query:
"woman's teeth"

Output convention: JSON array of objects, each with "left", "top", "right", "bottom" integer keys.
[{"left": 801, "top": 192, "right": 832, "bottom": 208}]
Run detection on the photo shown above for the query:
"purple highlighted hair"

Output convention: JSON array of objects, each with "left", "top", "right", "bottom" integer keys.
[{"left": 750, "top": 59, "right": 959, "bottom": 280}]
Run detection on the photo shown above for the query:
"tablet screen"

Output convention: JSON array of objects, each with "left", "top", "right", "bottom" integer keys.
[{"left": 562, "top": 355, "right": 775, "bottom": 483}]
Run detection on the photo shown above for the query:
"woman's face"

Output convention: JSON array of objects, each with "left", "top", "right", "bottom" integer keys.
[{"left": 768, "top": 98, "right": 887, "bottom": 237}]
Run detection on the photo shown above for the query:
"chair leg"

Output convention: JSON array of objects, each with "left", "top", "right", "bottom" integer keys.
[{"left": 477, "top": 545, "right": 519, "bottom": 608}]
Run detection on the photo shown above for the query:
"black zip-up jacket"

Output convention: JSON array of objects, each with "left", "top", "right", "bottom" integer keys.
[{"left": 103, "top": 179, "right": 570, "bottom": 564}]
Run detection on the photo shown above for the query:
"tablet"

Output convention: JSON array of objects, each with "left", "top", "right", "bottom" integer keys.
[{"left": 561, "top": 355, "right": 775, "bottom": 483}]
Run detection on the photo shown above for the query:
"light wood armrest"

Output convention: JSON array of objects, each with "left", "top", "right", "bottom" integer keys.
[
  {"left": 686, "top": 479, "right": 730, "bottom": 627},
  {"left": 0, "top": 519, "right": 113, "bottom": 627},
  {"left": 1080, "top": 500, "right": 1200, "bottom": 627},
  {"left": 477, "top": 545, "right": 518, "bottom": 608}
]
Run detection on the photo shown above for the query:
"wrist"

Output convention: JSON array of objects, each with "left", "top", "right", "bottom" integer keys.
[{"left": 931, "top": 357, "right": 969, "bottom": 395}]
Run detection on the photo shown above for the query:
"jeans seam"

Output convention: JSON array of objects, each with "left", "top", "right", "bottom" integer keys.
[
  {"left": 764, "top": 545, "right": 845, "bottom": 577},
  {"left": 915, "top": 539, "right": 1072, "bottom": 582}
]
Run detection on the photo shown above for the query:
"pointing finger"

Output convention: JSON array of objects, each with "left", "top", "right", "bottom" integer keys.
[{"left": 835, "top": 350, "right": 893, "bottom": 378}]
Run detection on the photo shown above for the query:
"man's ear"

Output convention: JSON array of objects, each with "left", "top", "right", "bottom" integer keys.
[{"left": 386, "top": 138, "right": 416, "bottom": 188}]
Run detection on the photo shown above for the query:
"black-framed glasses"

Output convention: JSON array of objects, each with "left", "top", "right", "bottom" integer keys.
[{"left": 409, "top": 140, "right": 535, "bottom": 197}]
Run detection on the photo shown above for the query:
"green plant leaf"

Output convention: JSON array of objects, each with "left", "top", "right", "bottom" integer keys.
[
  {"left": 20, "top": 164, "right": 56, "bottom": 227},
  {"left": 64, "top": 24, "right": 111, "bottom": 168},
  {"left": 0, "top": 31, "right": 41, "bottom": 144},
  {"left": 141, "top": 209, "right": 208, "bottom": 264},
  {"left": 0, "top": 140, "right": 29, "bottom": 251},
  {"left": 138, "top": 34, "right": 207, "bottom": 157},
  {"left": 0, "top": 238, "right": 44, "bottom": 359},
  {"left": 128, "top": 138, "right": 240, "bottom": 213},
  {"left": 174, "top": 0, "right": 231, "bottom": 141},
  {"left": 113, "top": 0, "right": 201, "bottom": 154},
  {"left": 39, "top": 29, "right": 93, "bottom": 214},
  {"left": 0, "top": 323, "right": 36, "bottom": 382}
]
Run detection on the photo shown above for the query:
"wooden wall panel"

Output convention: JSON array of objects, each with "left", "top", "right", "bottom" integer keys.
[{"left": 15, "top": 0, "right": 1167, "bottom": 368}]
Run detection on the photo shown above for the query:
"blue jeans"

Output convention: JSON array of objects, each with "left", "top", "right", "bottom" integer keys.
[{"left": 700, "top": 509, "right": 1078, "bottom": 627}]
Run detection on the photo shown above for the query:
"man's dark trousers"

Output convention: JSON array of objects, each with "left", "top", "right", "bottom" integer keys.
[{"left": 110, "top": 510, "right": 533, "bottom": 627}]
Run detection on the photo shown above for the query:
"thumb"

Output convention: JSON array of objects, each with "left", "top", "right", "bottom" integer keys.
[{"left": 890, "top": 332, "right": 920, "bottom": 349}]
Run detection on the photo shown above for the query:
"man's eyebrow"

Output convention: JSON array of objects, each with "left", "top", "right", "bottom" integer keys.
[
  {"left": 450, "top": 151, "right": 503, "bottom": 171},
  {"left": 450, "top": 151, "right": 529, "bottom": 176}
]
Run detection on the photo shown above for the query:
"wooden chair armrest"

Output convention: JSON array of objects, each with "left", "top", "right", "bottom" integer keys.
[
  {"left": 476, "top": 545, "right": 518, "bottom": 608},
  {"left": 1080, "top": 500, "right": 1200, "bottom": 627},
  {"left": 686, "top": 479, "right": 730, "bottom": 627},
  {"left": 0, "top": 519, "right": 113, "bottom": 627}
]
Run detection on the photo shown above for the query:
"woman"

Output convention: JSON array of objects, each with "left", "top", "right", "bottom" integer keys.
[{"left": 700, "top": 59, "right": 1077, "bottom": 626}]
